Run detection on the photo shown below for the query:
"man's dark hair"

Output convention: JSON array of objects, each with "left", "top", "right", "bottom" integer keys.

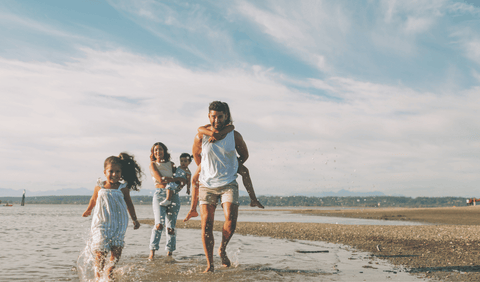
[{"left": 209, "top": 101, "right": 232, "bottom": 124}]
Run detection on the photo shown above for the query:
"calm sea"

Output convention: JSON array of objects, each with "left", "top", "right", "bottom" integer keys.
[{"left": 0, "top": 204, "right": 430, "bottom": 281}]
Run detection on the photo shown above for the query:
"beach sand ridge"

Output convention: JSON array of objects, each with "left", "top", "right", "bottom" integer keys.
[{"left": 141, "top": 206, "right": 480, "bottom": 281}]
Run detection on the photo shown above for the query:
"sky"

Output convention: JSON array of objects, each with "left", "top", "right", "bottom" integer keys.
[{"left": 1, "top": 0, "right": 479, "bottom": 197}]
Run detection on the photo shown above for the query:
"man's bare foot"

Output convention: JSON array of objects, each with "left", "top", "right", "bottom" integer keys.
[
  {"left": 167, "top": 251, "right": 172, "bottom": 256},
  {"left": 218, "top": 249, "right": 231, "bottom": 267},
  {"left": 183, "top": 210, "right": 199, "bottom": 222},
  {"left": 250, "top": 200, "right": 264, "bottom": 209},
  {"left": 148, "top": 250, "right": 155, "bottom": 260},
  {"left": 203, "top": 266, "right": 214, "bottom": 273}
]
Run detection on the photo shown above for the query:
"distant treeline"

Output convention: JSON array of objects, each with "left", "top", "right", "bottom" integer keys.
[{"left": 0, "top": 195, "right": 469, "bottom": 208}]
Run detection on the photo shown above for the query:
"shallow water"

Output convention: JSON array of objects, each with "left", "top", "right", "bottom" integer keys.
[
  {"left": 237, "top": 207, "right": 426, "bottom": 225},
  {"left": 0, "top": 205, "right": 431, "bottom": 281}
]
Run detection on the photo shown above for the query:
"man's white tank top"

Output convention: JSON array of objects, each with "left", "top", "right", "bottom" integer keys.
[{"left": 199, "top": 130, "right": 238, "bottom": 188}]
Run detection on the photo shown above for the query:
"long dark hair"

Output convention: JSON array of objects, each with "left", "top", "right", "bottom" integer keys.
[
  {"left": 150, "top": 142, "right": 171, "bottom": 162},
  {"left": 104, "top": 152, "right": 143, "bottom": 191}
]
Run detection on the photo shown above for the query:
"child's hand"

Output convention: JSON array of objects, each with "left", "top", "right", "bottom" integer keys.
[
  {"left": 82, "top": 210, "right": 91, "bottom": 217},
  {"left": 133, "top": 220, "right": 140, "bottom": 230},
  {"left": 162, "top": 176, "right": 174, "bottom": 183},
  {"left": 208, "top": 136, "right": 217, "bottom": 143}
]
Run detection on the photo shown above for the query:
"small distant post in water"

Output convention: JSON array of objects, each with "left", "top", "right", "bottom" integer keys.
[{"left": 21, "top": 189, "right": 26, "bottom": 206}]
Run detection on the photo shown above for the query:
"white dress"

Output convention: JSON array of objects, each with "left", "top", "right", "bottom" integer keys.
[{"left": 90, "top": 180, "right": 129, "bottom": 252}]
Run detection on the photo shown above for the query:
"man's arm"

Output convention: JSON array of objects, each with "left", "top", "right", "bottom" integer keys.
[{"left": 234, "top": 131, "right": 249, "bottom": 165}]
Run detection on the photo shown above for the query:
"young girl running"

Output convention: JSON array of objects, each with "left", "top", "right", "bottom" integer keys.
[
  {"left": 82, "top": 152, "right": 143, "bottom": 281},
  {"left": 148, "top": 143, "right": 189, "bottom": 259}
]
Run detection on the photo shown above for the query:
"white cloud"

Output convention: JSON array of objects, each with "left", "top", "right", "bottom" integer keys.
[
  {"left": 473, "top": 69, "right": 480, "bottom": 81},
  {"left": 1, "top": 0, "right": 479, "bottom": 197},
  {"left": 0, "top": 12, "right": 81, "bottom": 39},
  {"left": 107, "top": 0, "right": 236, "bottom": 64},
  {"left": 404, "top": 16, "right": 434, "bottom": 34},
  {"left": 448, "top": 1, "right": 480, "bottom": 15},
  {"left": 465, "top": 39, "right": 480, "bottom": 64},
  {"left": 1, "top": 48, "right": 478, "bottom": 197},
  {"left": 450, "top": 25, "right": 480, "bottom": 66},
  {"left": 236, "top": 0, "right": 348, "bottom": 72}
]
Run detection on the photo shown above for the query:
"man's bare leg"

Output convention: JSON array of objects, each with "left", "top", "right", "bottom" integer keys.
[
  {"left": 201, "top": 204, "right": 216, "bottom": 272},
  {"left": 218, "top": 202, "right": 238, "bottom": 267},
  {"left": 238, "top": 165, "right": 264, "bottom": 209}
]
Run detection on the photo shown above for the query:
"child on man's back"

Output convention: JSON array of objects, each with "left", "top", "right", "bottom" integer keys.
[{"left": 197, "top": 124, "right": 264, "bottom": 208}]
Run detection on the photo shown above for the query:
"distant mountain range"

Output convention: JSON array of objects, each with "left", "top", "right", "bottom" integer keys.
[
  {"left": 0, "top": 187, "right": 156, "bottom": 197},
  {"left": 0, "top": 187, "right": 400, "bottom": 197},
  {"left": 292, "top": 189, "right": 399, "bottom": 197}
]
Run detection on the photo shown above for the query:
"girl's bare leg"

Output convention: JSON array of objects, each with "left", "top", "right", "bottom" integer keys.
[
  {"left": 238, "top": 165, "right": 264, "bottom": 209},
  {"left": 184, "top": 184, "right": 199, "bottom": 222},
  {"left": 107, "top": 246, "right": 123, "bottom": 281},
  {"left": 94, "top": 251, "right": 107, "bottom": 278}
]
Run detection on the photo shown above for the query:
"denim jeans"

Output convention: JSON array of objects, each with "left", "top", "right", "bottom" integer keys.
[{"left": 149, "top": 189, "right": 181, "bottom": 252}]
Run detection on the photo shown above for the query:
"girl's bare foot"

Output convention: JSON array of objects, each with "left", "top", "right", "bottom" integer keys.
[
  {"left": 108, "top": 271, "right": 116, "bottom": 282},
  {"left": 183, "top": 210, "right": 199, "bottom": 222},
  {"left": 148, "top": 250, "right": 155, "bottom": 260},
  {"left": 218, "top": 249, "right": 231, "bottom": 267},
  {"left": 250, "top": 200, "right": 264, "bottom": 209},
  {"left": 203, "top": 265, "right": 214, "bottom": 273}
]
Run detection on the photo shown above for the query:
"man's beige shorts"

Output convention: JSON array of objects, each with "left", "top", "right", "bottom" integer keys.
[{"left": 199, "top": 181, "right": 239, "bottom": 206}]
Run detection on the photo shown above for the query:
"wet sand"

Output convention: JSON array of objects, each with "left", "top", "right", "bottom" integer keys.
[
  {"left": 141, "top": 206, "right": 480, "bottom": 281},
  {"left": 288, "top": 205, "right": 480, "bottom": 225}
]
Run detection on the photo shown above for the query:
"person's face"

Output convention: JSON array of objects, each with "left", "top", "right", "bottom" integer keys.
[
  {"left": 104, "top": 163, "right": 122, "bottom": 184},
  {"left": 180, "top": 157, "right": 191, "bottom": 168},
  {"left": 208, "top": 110, "right": 227, "bottom": 130},
  {"left": 154, "top": 145, "right": 165, "bottom": 161}
]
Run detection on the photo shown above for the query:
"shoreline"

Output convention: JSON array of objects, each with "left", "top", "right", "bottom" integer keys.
[
  {"left": 278, "top": 205, "right": 480, "bottom": 225},
  {"left": 140, "top": 206, "right": 480, "bottom": 281}
]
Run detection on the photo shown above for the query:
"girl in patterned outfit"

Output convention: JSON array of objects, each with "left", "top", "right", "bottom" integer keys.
[{"left": 82, "top": 152, "right": 143, "bottom": 280}]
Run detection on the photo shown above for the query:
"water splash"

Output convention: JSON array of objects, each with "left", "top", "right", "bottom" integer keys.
[{"left": 77, "top": 234, "right": 96, "bottom": 282}]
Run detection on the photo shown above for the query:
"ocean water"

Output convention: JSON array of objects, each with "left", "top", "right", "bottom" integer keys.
[{"left": 0, "top": 205, "right": 431, "bottom": 281}]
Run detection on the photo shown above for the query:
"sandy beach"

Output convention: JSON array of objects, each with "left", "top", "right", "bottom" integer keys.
[{"left": 141, "top": 205, "right": 480, "bottom": 281}]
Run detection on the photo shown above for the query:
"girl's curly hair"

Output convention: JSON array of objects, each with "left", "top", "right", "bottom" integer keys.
[{"left": 104, "top": 152, "right": 143, "bottom": 191}]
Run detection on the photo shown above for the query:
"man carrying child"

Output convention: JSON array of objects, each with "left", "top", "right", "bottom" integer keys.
[{"left": 190, "top": 101, "right": 250, "bottom": 272}]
